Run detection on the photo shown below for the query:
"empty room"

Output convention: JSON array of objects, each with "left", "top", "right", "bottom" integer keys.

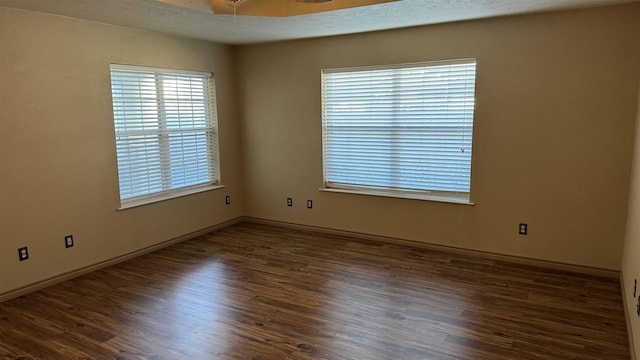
[{"left": 1, "top": 0, "right": 640, "bottom": 358}]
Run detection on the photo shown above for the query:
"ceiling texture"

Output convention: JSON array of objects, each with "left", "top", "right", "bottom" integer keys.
[{"left": 0, "top": 0, "right": 637, "bottom": 44}]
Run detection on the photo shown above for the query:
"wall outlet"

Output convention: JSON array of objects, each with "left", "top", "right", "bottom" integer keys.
[
  {"left": 519, "top": 223, "right": 528, "bottom": 235},
  {"left": 18, "top": 246, "right": 29, "bottom": 261},
  {"left": 287, "top": 198, "right": 293, "bottom": 207},
  {"left": 307, "top": 200, "right": 313, "bottom": 209},
  {"left": 225, "top": 195, "right": 231, "bottom": 205},
  {"left": 65, "top": 235, "right": 74, "bottom": 248}
]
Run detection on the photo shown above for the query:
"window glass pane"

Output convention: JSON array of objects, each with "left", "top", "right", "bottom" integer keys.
[
  {"left": 322, "top": 60, "right": 476, "bottom": 196},
  {"left": 168, "top": 132, "right": 213, "bottom": 189},
  {"left": 115, "top": 135, "right": 163, "bottom": 199},
  {"left": 110, "top": 65, "right": 219, "bottom": 206}
]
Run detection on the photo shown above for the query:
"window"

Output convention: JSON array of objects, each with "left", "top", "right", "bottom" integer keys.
[
  {"left": 110, "top": 64, "right": 221, "bottom": 208},
  {"left": 321, "top": 59, "right": 477, "bottom": 203}
]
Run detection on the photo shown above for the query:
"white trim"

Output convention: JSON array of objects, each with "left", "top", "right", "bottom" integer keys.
[
  {"left": 118, "top": 184, "right": 225, "bottom": 210},
  {"left": 320, "top": 185, "right": 474, "bottom": 205},
  {"left": 110, "top": 63, "right": 212, "bottom": 78},
  {"left": 321, "top": 58, "right": 477, "bottom": 74}
]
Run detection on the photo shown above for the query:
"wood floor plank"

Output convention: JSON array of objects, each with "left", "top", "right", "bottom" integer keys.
[{"left": 0, "top": 222, "right": 630, "bottom": 359}]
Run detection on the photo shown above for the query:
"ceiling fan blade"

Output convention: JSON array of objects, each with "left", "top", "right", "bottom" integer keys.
[
  {"left": 210, "top": 0, "right": 399, "bottom": 17},
  {"left": 210, "top": 0, "right": 242, "bottom": 15}
]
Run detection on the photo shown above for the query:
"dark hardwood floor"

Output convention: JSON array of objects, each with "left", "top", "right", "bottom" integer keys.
[{"left": 0, "top": 222, "right": 630, "bottom": 359}]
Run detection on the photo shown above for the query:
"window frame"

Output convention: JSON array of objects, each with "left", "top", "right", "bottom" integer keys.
[
  {"left": 321, "top": 59, "right": 477, "bottom": 205},
  {"left": 109, "top": 64, "right": 223, "bottom": 209}
]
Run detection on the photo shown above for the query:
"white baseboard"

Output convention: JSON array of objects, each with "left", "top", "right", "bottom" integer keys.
[
  {"left": 244, "top": 217, "right": 620, "bottom": 279},
  {"left": 621, "top": 272, "right": 639, "bottom": 360},
  {"left": 0, "top": 217, "right": 243, "bottom": 303}
]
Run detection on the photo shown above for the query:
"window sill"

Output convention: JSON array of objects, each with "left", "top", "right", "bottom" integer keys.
[
  {"left": 319, "top": 187, "right": 475, "bottom": 206},
  {"left": 118, "top": 184, "right": 225, "bottom": 210}
]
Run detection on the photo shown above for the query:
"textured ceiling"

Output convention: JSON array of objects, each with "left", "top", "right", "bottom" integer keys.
[
  {"left": 0, "top": 0, "right": 637, "bottom": 44},
  {"left": 209, "top": 0, "right": 401, "bottom": 16}
]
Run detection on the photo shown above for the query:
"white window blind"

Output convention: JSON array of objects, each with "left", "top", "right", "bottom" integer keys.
[
  {"left": 321, "top": 59, "right": 477, "bottom": 201},
  {"left": 110, "top": 65, "right": 220, "bottom": 208}
]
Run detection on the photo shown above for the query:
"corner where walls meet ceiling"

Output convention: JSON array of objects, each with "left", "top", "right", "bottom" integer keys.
[{"left": 0, "top": 0, "right": 637, "bottom": 45}]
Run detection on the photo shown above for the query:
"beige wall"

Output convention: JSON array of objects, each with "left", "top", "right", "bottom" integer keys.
[
  {"left": 622, "top": 86, "right": 640, "bottom": 359},
  {"left": 2, "top": 3, "right": 640, "bottom": 298},
  {"left": 0, "top": 7, "right": 244, "bottom": 295},
  {"left": 237, "top": 4, "right": 640, "bottom": 270}
]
